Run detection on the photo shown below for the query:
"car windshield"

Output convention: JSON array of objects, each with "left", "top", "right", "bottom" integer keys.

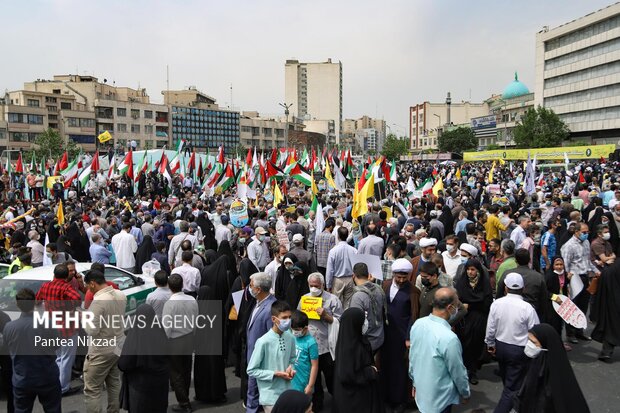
[{"left": 0, "top": 279, "right": 46, "bottom": 312}]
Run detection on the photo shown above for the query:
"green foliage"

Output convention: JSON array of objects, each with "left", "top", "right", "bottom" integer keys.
[
  {"left": 513, "top": 106, "right": 570, "bottom": 148},
  {"left": 570, "top": 140, "right": 589, "bottom": 147},
  {"left": 26, "top": 128, "right": 79, "bottom": 162},
  {"left": 486, "top": 144, "right": 501, "bottom": 150},
  {"left": 380, "top": 133, "right": 409, "bottom": 160},
  {"left": 438, "top": 127, "right": 477, "bottom": 153}
]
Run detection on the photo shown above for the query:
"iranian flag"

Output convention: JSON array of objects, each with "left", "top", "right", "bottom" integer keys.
[
  {"left": 118, "top": 150, "right": 134, "bottom": 180},
  {"left": 134, "top": 150, "right": 148, "bottom": 183},
  {"left": 169, "top": 153, "right": 181, "bottom": 174},
  {"left": 78, "top": 156, "right": 97, "bottom": 188},
  {"left": 290, "top": 163, "right": 312, "bottom": 187},
  {"left": 61, "top": 158, "right": 79, "bottom": 188},
  {"left": 204, "top": 162, "right": 222, "bottom": 189},
  {"left": 417, "top": 177, "right": 434, "bottom": 195}
]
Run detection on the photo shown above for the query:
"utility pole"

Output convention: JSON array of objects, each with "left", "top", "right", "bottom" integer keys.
[{"left": 279, "top": 103, "right": 293, "bottom": 149}]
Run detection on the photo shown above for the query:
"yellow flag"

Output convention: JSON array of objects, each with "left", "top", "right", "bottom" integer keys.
[
  {"left": 97, "top": 130, "right": 112, "bottom": 143},
  {"left": 324, "top": 162, "right": 337, "bottom": 189},
  {"left": 274, "top": 182, "right": 284, "bottom": 207},
  {"left": 57, "top": 199, "right": 65, "bottom": 225},
  {"left": 311, "top": 172, "right": 318, "bottom": 195},
  {"left": 352, "top": 178, "right": 360, "bottom": 219},
  {"left": 455, "top": 168, "right": 461, "bottom": 180},
  {"left": 488, "top": 161, "right": 495, "bottom": 184},
  {"left": 498, "top": 158, "right": 505, "bottom": 165},
  {"left": 354, "top": 174, "right": 374, "bottom": 218},
  {"left": 432, "top": 177, "right": 444, "bottom": 197}
]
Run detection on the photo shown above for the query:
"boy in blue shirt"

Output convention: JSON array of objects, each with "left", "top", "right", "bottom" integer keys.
[
  {"left": 247, "top": 300, "right": 297, "bottom": 412},
  {"left": 290, "top": 310, "right": 319, "bottom": 396}
]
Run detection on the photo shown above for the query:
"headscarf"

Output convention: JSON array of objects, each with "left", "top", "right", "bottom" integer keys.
[
  {"left": 275, "top": 253, "right": 298, "bottom": 301},
  {"left": 334, "top": 307, "right": 373, "bottom": 385},
  {"left": 218, "top": 239, "right": 238, "bottom": 281},
  {"left": 455, "top": 259, "right": 491, "bottom": 305},
  {"left": 204, "top": 249, "right": 219, "bottom": 266},
  {"left": 196, "top": 213, "right": 218, "bottom": 251},
  {"left": 517, "top": 323, "right": 590, "bottom": 413},
  {"left": 602, "top": 210, "right": 620, "bottom": 253},
  {"left": 238, "top": 258, "right": 259, "bottom": 288},
  {"left": 438, "top": 205, "right": 455, "bottom": 236},
  {"left": 272, "top": 390, "right": 311, "bottom": 413},
  {"left": 134, "top": 235, "right": 156, "bottom": 274},
  {"left": 284, "top": 261, "right": 310, "bottom": 309},
  {"left": 200, "top": 254, "right": 230, "bottom": 302},
  {"left": 119, "top": 304, "right": 168, "bottom": 361}
]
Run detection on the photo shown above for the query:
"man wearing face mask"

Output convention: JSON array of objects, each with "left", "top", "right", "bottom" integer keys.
[
  {"left": 297, "top": 272, "right": 342, "bottom": 412},
  {"left": 485, "top": 273, "right": 539, "bottom": 413},
  {"left": 248, "top": 227, "right": 270, "bottom": 271},
  {"left": 409, "top": 288, "right": 470, "bottom": 413},
  {"left": 591, "top": 224, "right": 616, "bottom": 271},
  {"left": 245, "top": 272, "right": 277, "bottom": 413},
  {"left": 441, "top": 235, "right": 462, "bottom": 279},
  {"left": 561, "top": 222, "right": 600, "bottom": 343},
  {"left": 26, "top": 230, "right": 44, "bottom": 267},
  {"left": 380, "top": 259, "right": 420, "bottom": 413}
]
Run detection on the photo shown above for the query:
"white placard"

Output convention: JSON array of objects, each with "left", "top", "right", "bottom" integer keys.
[
  {"left": 232, "top": 290, "right": 244, "bottom": 312},
  {"left": 552, "top": 294, "right": 588, "bottom": 329},
  {"left": 349, "top": 252, "right": 383, "bottom": 281},
  {"left": 569, "top": 274, "right": 584, "bottom": 299}
]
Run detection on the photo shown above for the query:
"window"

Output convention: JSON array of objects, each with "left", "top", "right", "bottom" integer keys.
[
  {"left": 80, "top": 119, "right": 95, "bottom": 128},
  {"left": 9, "top": 113, "right": 43, "bottom": 124},
  {"left": 60, "top": 102, "right": 72, "bottom": 110},
  {"left": 27, "top": 99, "right": 39, "bottom": 107},
  {"left": 144, "top": 110, "right": 153, "bottom": 119},
  {"left": 97, "top": 107, "right": 114, "bottom": 119},
  {"left": 117, "top": 107, "right": 127, "bottom": 117},
  {"left": 131, "top": 124, "right": 140, "bottom": 133},
  {"left": 68, "top": 117, "right": 79, "bottom": 127},
  {"left": 251, "top": 127, "right": 260, "bottom": 136},
  {"left": 45, "top": 96, "right": 57, "bottom": 103},
  {"left": 46, "top": 106, "right": 57, "bottom": 113},
  {"left": 28, "top": 115, "right": 43, "bottom": 125},
  {"left": 117, "top": 123, "right": 127, "bottom": 132},
  {"left": 48, "top": 114, "right": 58, "bottom": 121},
  {"left": 131, "top": 109, "right": 140, "bottom": 119},
  {"left": 241, "top": 126, "right": 252, "bottom": 133},
  {"left": 145, "top": 125, "right": 153, "bottom": 134},
  {"left": 263, "top": 128, "right": 272, "bottom": 137}
]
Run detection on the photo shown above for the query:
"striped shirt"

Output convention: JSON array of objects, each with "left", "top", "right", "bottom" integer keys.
[{"left": 560, "top": 236, "right": 598, "bottom": 276}]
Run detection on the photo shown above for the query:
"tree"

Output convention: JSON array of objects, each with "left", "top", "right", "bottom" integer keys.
[
  {"left": 513, "top": 106, "right": 570, "bottom": 148},
  {"left": 380, "top": 133, "right": 409, "bottom": 160},
  {"left": 26, "top": 128, "right": 80, "bottom": 163},
  {"left": 437, "top": 126, "right": 477, "bottom": 153},
  {"left": 486, "top": 144, "right": 501, "bottom": 150}
]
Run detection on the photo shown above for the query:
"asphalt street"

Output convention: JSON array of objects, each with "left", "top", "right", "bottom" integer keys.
[{"left": 22, "top": 326, "right": 620, "bottom": 412}]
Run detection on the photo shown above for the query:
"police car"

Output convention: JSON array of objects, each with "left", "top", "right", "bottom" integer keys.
[{"left": 0, "top": 264, "right": 156, "bottom": 319}]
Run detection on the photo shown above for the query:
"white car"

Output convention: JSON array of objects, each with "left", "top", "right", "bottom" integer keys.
[{"left": 0, "top": 264, "right": 156, "bottom": 319}]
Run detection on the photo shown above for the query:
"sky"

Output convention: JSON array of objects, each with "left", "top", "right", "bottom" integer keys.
[{"left": 1, "top": 0, "right": 617, "bottom": 136}]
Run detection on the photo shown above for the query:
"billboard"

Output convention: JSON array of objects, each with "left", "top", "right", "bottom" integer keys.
[
  {"left": 463, "top": 144, "right": 616, "bottom": 162},
  {"left": 471, "top": 115, "right": 496, "bottom": 130}
]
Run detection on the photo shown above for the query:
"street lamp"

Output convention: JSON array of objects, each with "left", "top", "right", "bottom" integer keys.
[{"left": 278, "top": 102, "right": 293, "bottom": 149}]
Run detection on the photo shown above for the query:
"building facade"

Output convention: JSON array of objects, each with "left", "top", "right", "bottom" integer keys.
[
  {"left": 163, "top": 88, "right": 239, "bottom": 152},
  {"left": 355, "top": 128, "right": 383, "bottom": 153},
  {"left": 239, "top": 111, "right": 292, "bottom": 150},
  {"left": 342, "top": 115, "right": 385, "bottom": 153},
  {"left": 285, "top": 59, "right": 343, "bottom": 145},
  {"left": 536, "top": 3, "right": 620, "bottom": 144},
  {"left": 409, "top": 98, "right": 488, "bottom": 150}
]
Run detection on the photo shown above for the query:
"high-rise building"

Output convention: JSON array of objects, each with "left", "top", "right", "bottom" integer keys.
[
  {"left": 535, "top": 3, "right": 620, "bottom": 144},
  {"left": 342, "top": 115, "right": 386, "bottom": 153},
  {"left": 285, "top": 58, "right": 343, "bottom": 145},
  {"left": 163, "top": 88, "right": 239, "bottom": 152}
]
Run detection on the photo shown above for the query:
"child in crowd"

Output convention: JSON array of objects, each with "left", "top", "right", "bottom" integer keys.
[
  {"left": 290, "top": 310, "right": 319, "bottom": 396},
  {"left": 247, "top": 301, "right": 297, "bottom": 413}
]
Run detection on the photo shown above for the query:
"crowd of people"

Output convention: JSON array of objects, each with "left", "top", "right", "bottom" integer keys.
[{"left": 1, "top": 150, "right": 619, "bottom": 413}]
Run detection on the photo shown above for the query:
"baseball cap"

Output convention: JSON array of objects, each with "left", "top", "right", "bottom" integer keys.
[
  {"left": 504, "top": 273, "right": 524, "bottom": 290},
  {"left": 255, "top": 227, "right": 267, "bottom": 235}
]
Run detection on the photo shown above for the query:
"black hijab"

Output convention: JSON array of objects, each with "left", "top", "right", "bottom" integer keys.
[
  {"left": 334, "top": 307, "right": 373, "bottom": 384},
  {"left": 200, "top": 254, "right": 230, "bottom": 301},
  {"left": 602, "top": 211, "right": 620, "bottom": 253},
  {"left": 438, "top": 205, "right": 454, "bottom": 236},
  {"left": 272, "top": 390, "right": 311, "bottom": 413},
  {"left": 275, "top": 253, "right": 298, "bottom": 301},
  {"left": 238, "top": 258, "right": 259, "bottom": 288},
  {"left": 284, "top": 261, "right": 310, "bottom": 309},
  {"left": 218, "top": 240, "right": 238, "bottom": 281},
  {"left": 204, "top": 249, "right": 219, "bottom": 265},
  {"left": 134, "top": 235, "right": 156, "bottom": 274},
  {"left": 518, "top": 323, "right": 590, "bottom": 413},
  {"left": 592, "top": 259, "right": 620, "bottom": 346},
  {"left": 196, "top": 213, "right": 218, "bottom": 251},
  {"left": 455, "top": 259, "right": 492, "bottom": 306},
  {"left": 119, "top": 304, "right": 168, "bottom": 362}
]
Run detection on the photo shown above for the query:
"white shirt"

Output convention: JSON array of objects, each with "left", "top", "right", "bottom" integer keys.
[
  {"left": 441, "top": 250, "right": 462, "bottom": 277},
  {"left": 485, "top": 293, "right": 539, "bottom": 347},
  {"left": 111, "top": 230, "right": 138, "bottom": 269},
  {"left": 171, "top": 263, "right": 201, "bottom": 293},
  {"left": 389, "top": 280, "right": 400, "bottom": 301},
  {"left": 265, "top": 258, "right": 281, "bottom": 293},
  {"left": 162, "top": 292, "right": 199, "bottom": 339},
  {"left": 510, "top": 226, "right": 527, "bottom": 249},
  {"left": 27, "top": 239, "right": 45, "bottom": 265},
  {"left": 215, "top": 225, "right": 232, "bottom": 245},
  {"left": 146, "top": 287, "right": 172, "bottom": 318}
]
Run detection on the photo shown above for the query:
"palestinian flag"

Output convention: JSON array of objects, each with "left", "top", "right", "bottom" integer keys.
[
  {"left": 215, "top": 163, "right": 234, "bottom": 191},
  {"left": 134, "top": 150, "right": 148, "bottom": 183},
  {"left": 216, "top": 146, "right": 225, "bottom": 165},
  {"left": 205, "top": 162, "right": 222, "bottom": 188},
  {"left": 389, "top": 160, "right": 397, "bottom": 182},
  {"left": 417, "top": 177, "right": 433, "bottom": 195},
  {"left": 61, "top": 158, "right": 79, "bottom": 188},
  {"left": 188, "top": 150, "right": 196, "bottom": 177},
  {"left": 175, "top": 138, "right": 186, "bottom": 153},
  {"left": 158, "top": 153, "right": 173, "bottom": 186},
  {"left": 246, "top": 147, "right": 254, "bottom": 167},
  {"left": 290, "top": 163, "right": 312, "bottom": 187},
  {"left": 118, "top": 150, "right": 134, "bottom": 180},
  {"left": 266, "top": 161, "right": 284, "bottom": 182}
]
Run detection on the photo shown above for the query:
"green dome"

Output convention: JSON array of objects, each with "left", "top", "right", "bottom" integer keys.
[{"left": 502, "top": 72, "right": 529, "bottom": 99}]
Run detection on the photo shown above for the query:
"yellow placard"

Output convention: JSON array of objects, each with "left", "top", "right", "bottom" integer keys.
[
  {"left": 463, "top": 144, "right": 616, "bottom": 162},
  {"left": 300, "top": 296, "right": 322, "bottom": 320},
  {"left": 46, "top": 175, "right": 62, "bottom": 189}
]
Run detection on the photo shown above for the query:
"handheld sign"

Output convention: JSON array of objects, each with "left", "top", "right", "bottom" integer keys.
[
  {"left": 229, "top": 199, "right": 249, "bottom": 228},
  {"left": 300, "top": 296, "right": 323, "bottom": 320},
  {"left": 552, "top": 295, "right": 588, "bottom": 329}
]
